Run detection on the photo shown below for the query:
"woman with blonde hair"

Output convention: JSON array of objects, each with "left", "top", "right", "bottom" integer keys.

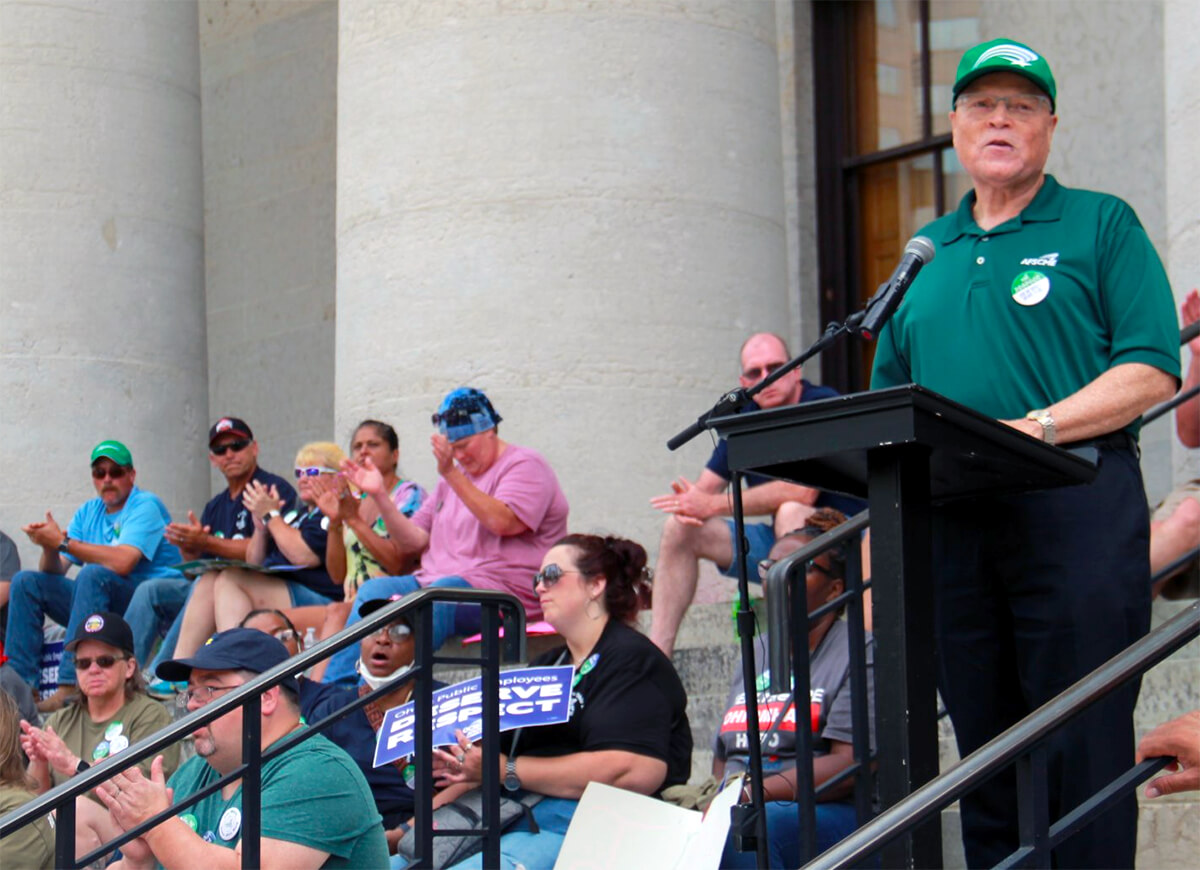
[{"left": 174, "top": 441, "right": 346, "bottom": 657}]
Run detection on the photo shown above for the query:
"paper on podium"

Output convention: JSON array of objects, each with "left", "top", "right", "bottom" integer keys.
[{"left": 553, "top": 778, "right": 742, "bottom": 870}]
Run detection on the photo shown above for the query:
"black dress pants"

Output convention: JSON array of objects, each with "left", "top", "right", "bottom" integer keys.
[{"left": 932, "top": 442, "right": 1150, "bottom": 869}]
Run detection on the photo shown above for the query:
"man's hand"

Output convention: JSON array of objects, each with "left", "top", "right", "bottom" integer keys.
[
  {"left": 243, "top": 480, "right": 282, "bottom": 521},
  {"left": 340, "top": 456, "right": 385, "bottom": 497},
  {"left": 23, "top": 511, "right": 66, "bottom": 550},
  {"left": 431, "top": 433, "right": 456, "bottom": 477},
  {"left": 1183, "top": 289, "right": 1200, "bottom": 354},
  {"left": 96, "top": 755, "right": 173, "bottom": 831},
  {"left": 165, "top": 511, "right": 210, "bottom": 554},
  {"left": 650, "top": 477, "right": 720, "bottom": 526},
  {"left": 1136, "top": 711, "right": 1200, "bottom": 798}
]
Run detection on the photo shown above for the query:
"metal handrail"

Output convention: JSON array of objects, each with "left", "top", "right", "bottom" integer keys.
[
  {"left": 807, "top": 601, "right": 1198, "bottom": 868},
  {"left": 0, "top": 586, "right": 526, "bottom": 869}
]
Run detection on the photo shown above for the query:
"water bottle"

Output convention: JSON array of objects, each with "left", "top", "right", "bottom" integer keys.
[{"left": 303, "top": 627, "right": 318, "bottom": 652}]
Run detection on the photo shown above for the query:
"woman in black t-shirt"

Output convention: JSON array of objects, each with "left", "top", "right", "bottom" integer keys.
[{"left": 434, "top": 533, "right": 692, "bottom": 870}]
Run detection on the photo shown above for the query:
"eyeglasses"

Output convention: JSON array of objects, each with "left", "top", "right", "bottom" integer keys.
[
  {"left": 954, "top": 93, "right": 1051, "bottom": 120},
  {"left": 91, "top": 464, "right": 129, "bottom": 480},
  {"left": 757, "top": 557, "right": 835, "bottom": 582},
  {"left": 532, "top": 564, "right": 583, "bottom": 593},
  {"left": 75, "top": 654, "right": 125, "bottom": 671},
  {"left": 177, "top": 683, "right": 243, "bottom": 708},
  {"left": 271, "top": 628, "right": 297, "bottom": 643},
  {"left": 211, "top": 438, "right": 252, "bottom": 456},
  {"left": 741, "top": 362, "right": 785, "bottom": 382},
  {"left": 373, "top": 623, "right": 413, "bottom": 642},
  {"left": 294, "top": 466, "right": 338, "bottom": 478}
]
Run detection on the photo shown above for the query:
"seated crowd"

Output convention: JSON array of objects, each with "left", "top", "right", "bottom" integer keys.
[{"left": 0, "top": 368, "right": 881, "bottom": 868}]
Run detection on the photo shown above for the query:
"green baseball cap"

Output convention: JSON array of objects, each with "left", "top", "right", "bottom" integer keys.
[
  {"left": 953, "top": 38, "right": 1056, "bottom": 112},
  {"left": 91, "top": 439, "right": 133, "bottom": 467}
]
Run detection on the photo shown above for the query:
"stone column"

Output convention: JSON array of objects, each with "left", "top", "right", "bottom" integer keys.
[
  {"left": 0, "top": 0, "right": 207, "bottom": 552},
  {"left": 336, "top": 0, "right": 789, "bottom": 548}
]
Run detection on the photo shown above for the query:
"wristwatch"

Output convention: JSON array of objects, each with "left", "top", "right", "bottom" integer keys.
[
  {"left": 503, "top": 757, "right": 521, "bottom": 792},
  {"left": 58, "top": 535, "right": 71, "bottom": 555},
  {"left": 1025, "top": 409, "right": 1057, "bottom": 445},
  {"left": 261, "top": 509, "right": 282, "bottom": 524},
  {"left": 75, "top": 758, "right": 90, "bottom": 774}
]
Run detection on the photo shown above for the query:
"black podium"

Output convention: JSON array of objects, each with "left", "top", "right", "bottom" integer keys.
[{"left": 710, "top": 384, "right": 1098, "bottom": 868}]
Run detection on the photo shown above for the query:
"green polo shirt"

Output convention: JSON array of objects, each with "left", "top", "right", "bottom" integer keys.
[
  {"left": 871, "top": 175, "right": 1180, "bottom": 437},
  {"left": 167, "top": 730, "right": 388, "bottom": 868}
]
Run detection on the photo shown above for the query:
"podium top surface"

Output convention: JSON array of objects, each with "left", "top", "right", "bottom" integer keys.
[{"left": 710, "top": 384, "right": 1098, "bottom": 502}]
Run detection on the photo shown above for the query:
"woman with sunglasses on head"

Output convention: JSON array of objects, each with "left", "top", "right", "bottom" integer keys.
[
  {"left": 174, "top": 442, "right": 346, "bottom": 658},
  {"left": 432, "top": 534, "right": 692, "bottom": 870},
  {"left": 713, "top": 508, "right": 875, "bottom": 869},
  {"left": 17, "top": 611, "right": 179, "bottom": 861}
]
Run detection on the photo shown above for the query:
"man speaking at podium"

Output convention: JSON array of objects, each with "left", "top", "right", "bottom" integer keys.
[{"left": 870, "top": 39, "right": 1180, "bottom": 869}]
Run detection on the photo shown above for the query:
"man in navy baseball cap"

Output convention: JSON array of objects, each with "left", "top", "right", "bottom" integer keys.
[{"left": 100, "top": 627, "right": 388, "bottom": 866}]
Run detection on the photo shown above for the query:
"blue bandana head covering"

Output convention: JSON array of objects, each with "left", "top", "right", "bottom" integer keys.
[{"left": 432, "top": 387, "right": 502, "bottom": 442}]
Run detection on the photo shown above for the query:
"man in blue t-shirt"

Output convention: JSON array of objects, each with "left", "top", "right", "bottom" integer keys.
[
  {"left": 123, "top": 417, "right": 297, "bottom": 694},
  {"left": 649, "top": 333, "right": 864, "bottom": 656},
  {"left": 6, "top": 440, "right": 184, "bottom": 711}
]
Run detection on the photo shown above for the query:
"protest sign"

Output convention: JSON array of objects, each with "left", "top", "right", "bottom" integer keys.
[{"left": 374, "top": 665, "right": 574, "bottom": 767}]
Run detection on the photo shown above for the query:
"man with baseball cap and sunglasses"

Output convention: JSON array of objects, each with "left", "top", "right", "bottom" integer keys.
[
  {"left": 123, "top": 417, "right": 297, "bottom": 696},
  {"left": 97, "top": 627, "right": 388, "bottom": 868},
  {"left": 6, "top": 440, "right": 184, "bottom": 712},
  {"left": 321, "top": 387, "right": 569, "bottom": 686}
]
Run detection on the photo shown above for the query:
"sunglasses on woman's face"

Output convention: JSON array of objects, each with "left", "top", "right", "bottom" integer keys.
[
  {"left": 75, "top": 654, "right": 125, "bottom": 671},
  {"left": 294, "top": 466, "right": 338, "bottom": 478},
  {"left": 532, "top": 564, "right": 584, "bottom": 593}
]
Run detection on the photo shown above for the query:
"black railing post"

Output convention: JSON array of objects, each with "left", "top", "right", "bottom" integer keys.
[
  {"left": 790, "top": 570, "right": 819, "bottom": 863},
  {"left": 241, "top": 692, "right": 262, "bottom": 869},
  {"left": 55, "top": 791, "right": 77, "bottom": 869},
  {"left": 1015, "top": 745, "right": 1051, "bottom": 868},
  {"left": 480, "top": 602, "right": 502, "bottom": 867},
  {"left": 843, "top": 531, "right": 875, "bottom": 830},
  {"left": 413, "top": 599, "right": 436, "bottom": 868}
]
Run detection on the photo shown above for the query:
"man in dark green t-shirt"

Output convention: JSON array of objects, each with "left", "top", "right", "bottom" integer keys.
[
  {"left": 97, "top": 628, "right": 389, "bottom": 869},
  {"left": 871, "top": 38, "right": 1179, "bottom": 870}
]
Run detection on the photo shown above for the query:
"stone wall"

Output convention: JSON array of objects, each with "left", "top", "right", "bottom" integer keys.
[{"left": 0, "top": 0, "right": 207, "bottom": 563}]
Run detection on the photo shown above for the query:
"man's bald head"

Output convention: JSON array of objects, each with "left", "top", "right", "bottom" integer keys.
[{"left": 738, "top": 332, "right": 802, "bottom": 409}]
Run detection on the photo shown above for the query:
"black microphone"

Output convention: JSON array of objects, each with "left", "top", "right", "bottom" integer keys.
[{"left": 858, "top": 235, "right": 935, "bottom": 340}]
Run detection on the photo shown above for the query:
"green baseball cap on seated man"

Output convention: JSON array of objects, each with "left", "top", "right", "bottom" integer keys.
[
  {"left": 952, "top": 38, "right": 1056, "bottom": 112},
  {"left": 91, "top": 439, "right": 133, "bottom": 467}
]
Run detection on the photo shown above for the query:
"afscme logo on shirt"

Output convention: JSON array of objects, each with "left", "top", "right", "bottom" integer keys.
[{"left": 1020, "top": 252, "right": 1059, "bottom": 267}]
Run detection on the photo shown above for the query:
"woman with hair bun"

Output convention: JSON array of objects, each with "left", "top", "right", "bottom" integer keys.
[{"left": 432, "top": 533, "right": 693, "bottom": 870}]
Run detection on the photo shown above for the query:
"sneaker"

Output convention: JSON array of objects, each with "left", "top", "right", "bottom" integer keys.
[
  {"left": 36, "top": 685, "right": 79, "bottom": 713},
  {"left": 148, "top": 679, "right": 185, "bottom": 700}
]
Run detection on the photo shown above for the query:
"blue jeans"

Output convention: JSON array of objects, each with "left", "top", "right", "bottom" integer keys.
[
  {"left": 123, "top": 576, "right": 191, "bottom": 668},
  {"left": 720, "top": 800, "right": 860, "bottom": 869},
  {"left": 445, "top": 796, "right": 578, "bottom": 870},
  {"left": 720, "top": 521, "right": 776, "bottom": 580},
  {"left": 322, "top": 575, "right": 473, "bottom": 687},
  {"left": 5, "top": 565, "right": 146, "bottom": 687}
]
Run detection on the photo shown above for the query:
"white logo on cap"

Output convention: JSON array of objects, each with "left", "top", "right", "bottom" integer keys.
[
  {"left": 974, "top": 44, "right": 1039, "bottom": 69},
  {"left": 216, "top": 419, "right": 233, "bottom": 432},
  {"left": 85, "top": 615, "right": 105, "bottom": 633}
]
